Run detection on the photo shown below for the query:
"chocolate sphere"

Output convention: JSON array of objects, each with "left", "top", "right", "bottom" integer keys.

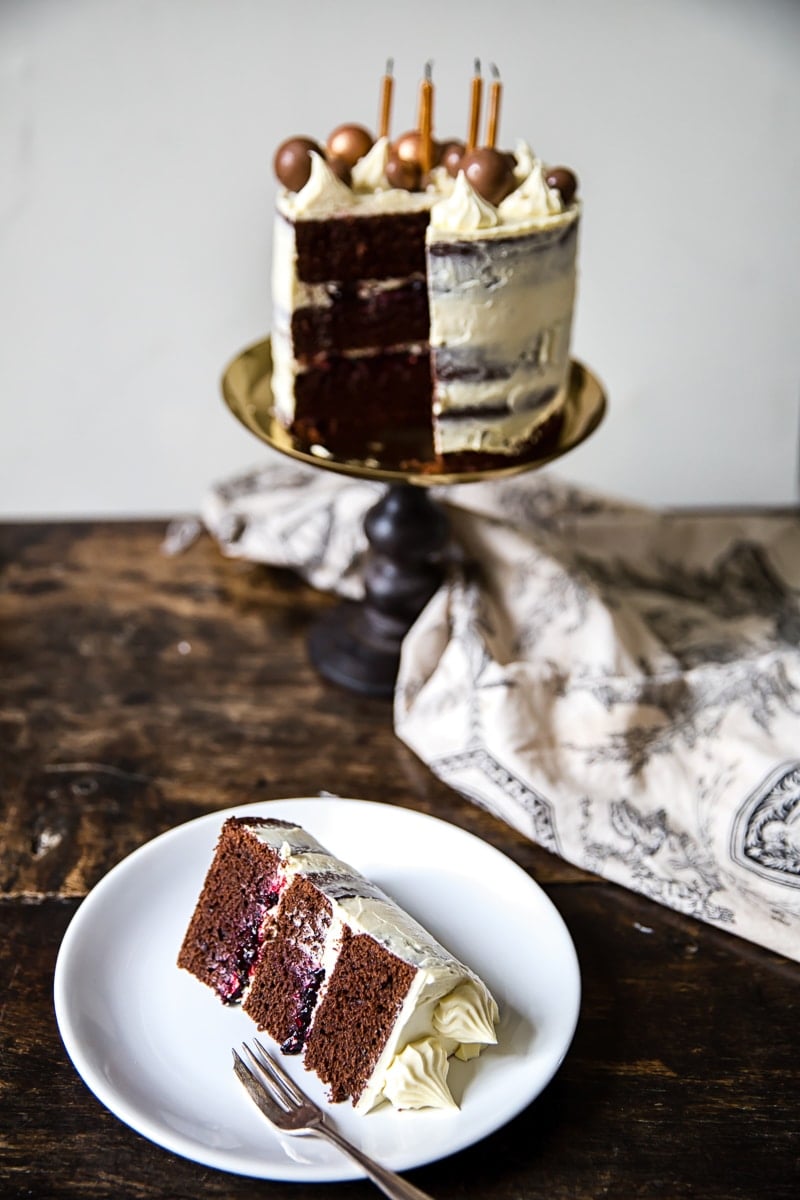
[
  {"left": 385, "top": 149, "right": 422, "bottom": 192},
  {"left": 327, "top": 155, "right": 352, "bottom": 186},
  {"left": 459, "top": 147, "right": 516, "bottom": 206},
  {"left": 439, "top": 140, "right": 466, "bottom": 177},
  {"left": 392, "top": 129, "right": 424, "bottom": 165},
  {"left": 274, "top": 136, "right": 322, "bottom": 191},
  {"left": 545, "top": 166, "right": 579, "bottom": 206},
  {"left": 326, "top": 123, "right": 374, "bottom": 168}
]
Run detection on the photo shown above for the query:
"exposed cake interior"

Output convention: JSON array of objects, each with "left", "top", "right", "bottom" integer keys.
[
  {"left": 178, "top": 814, "right": 499, "bottom": 1112},
  {"left": 176, "top": 816, "right": 284, "bottom": 1003}
]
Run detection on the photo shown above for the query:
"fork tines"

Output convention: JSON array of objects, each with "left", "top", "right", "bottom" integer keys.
[{"left": 234, "top": 1038, "right": 310, "bottom": 1114}]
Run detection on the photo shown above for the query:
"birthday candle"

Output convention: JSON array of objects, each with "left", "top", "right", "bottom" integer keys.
[
  {"left": 418, "top": 60, "right": 434, "bottom": 173},
  {"left": 467, "top": 58, "right": 482, "bottom": 152},
  {"left": 378, "top": 57, "right": 394, "bottom": 140},
  {"left": 486, "top": 62, "right": 502, "bottom": 148}
]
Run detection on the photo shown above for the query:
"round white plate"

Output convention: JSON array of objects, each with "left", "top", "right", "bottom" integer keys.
[{"left": 54, "top": 797, "right": 581, "bottom": 1181}]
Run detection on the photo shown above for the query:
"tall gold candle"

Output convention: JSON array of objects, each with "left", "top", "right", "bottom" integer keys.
[
  {"left": 419, "top": 60, "right": 434, "bottom": 173},
  {"left": 467, "top": 58, "right": 482, "bottom": 151},
  {"left": 378, "top": 57, "right": 394, "bottom": 139},
  {"left": 485, "top": 62, "right": 502, "bottom": 148}
]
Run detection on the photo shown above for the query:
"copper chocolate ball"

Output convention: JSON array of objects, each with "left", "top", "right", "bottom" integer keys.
[
  {"left": 439, "top": 140, "right": 466, "bottom": 177},
  {"left": 385, "top": 149, "right": 422, "bottom": 192},
  {"left": 545, "top": 166, "right": 579, "bottom": 206},
  {"left": 459, "top": 147, "right": 516, "bottom": 206},
  {"left": 326, "top": 123, "right": 374, "bottom": 168},
  {"left": 392, "top": 129, "right": 424, "bottom": 166},
  {"left": 274, "top": 136, "right": 323, "bottom": 192},
  {"left": 327, "top": 155, "right": 352, "bottom": 185}
]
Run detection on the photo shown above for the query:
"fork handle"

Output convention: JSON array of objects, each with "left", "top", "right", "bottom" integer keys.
[{"left": 317, "top": 1120, "right": 437, "bottom": 1200}]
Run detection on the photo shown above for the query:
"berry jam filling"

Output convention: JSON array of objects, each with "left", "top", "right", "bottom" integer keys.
[
  {"left": 280, "top": 965, "right": 325, "bottom": 1055},
  {"left": 217, "top": 876, "right": 284, "bottom": 1004}
]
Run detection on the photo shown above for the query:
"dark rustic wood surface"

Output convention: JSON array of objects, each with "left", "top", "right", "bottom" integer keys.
[{"left": 1, "top": 520, "right": 798, "bottom": 1199}]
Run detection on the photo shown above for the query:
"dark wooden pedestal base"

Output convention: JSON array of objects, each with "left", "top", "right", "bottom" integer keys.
[{"left": 307, "top": 484, "right": 449, "bottom": 697}]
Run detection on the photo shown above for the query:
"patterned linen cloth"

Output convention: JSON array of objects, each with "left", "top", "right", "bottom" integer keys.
[{"left": 194, "top": 455, "right": 800, "bottom": 962}]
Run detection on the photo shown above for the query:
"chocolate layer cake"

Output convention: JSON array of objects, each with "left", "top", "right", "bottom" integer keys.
[
  {"left": 178, "top": 815, "right": 498, "bottom": 1112},
  {"left": 271, "top": 129, "right": 580, "bottom": 467}
]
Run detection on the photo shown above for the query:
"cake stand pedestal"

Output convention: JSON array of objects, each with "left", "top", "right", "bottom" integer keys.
[{"left": 221, "top": 338, "right": 606, "bottom": 697}]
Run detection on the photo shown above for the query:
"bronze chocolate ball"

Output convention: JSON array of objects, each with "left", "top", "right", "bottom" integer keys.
[
  {"left": 459, "top": 147, "right": 516, "bottom": 206},
  {"left": 326, "top": 155, "right": 352, "bottom": 186},
  {"left": 326, "top": 123, "right": 374, "bottom": 168},
  {"left": 273, "top": 136, "right": 323, "bottom": 192},
  {"left": 545, "top": 166, "right": 579, "bottom": 206},
  {"left": 392, "top": 129, "right": 424, "bottom": 166},
  {"left": 385, "top": 149, "right": 422, "bottom": 192}
]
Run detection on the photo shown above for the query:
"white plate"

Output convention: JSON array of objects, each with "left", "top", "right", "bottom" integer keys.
[{"left": 54, "top": 797, "right": 581, "bottom": 1181}]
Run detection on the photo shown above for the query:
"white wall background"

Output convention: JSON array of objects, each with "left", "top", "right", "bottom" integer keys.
[{"left": 1, "top": 0, "right": 798, "bottom": 518}]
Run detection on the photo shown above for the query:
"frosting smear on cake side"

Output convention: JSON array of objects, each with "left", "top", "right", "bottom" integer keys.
[{"left": 178, "top": 815, "right": 499, "bottom": 1113}]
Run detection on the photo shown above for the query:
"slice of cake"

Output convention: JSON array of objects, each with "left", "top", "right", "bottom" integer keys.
[
  {"left": 270, "top": 95, "right": 580, "bottom": 468},
  {"left": 178, "top": 815, "right": 499, "bottom": 1112}
]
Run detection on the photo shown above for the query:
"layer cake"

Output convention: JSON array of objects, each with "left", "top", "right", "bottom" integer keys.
[{"left": 271, "top": 115, "right": 580, "bottom": 467}]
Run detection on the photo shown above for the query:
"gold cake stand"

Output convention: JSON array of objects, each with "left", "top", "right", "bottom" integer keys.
[{"left": 221, "top": 337, "right": 606, "bottom": 696}]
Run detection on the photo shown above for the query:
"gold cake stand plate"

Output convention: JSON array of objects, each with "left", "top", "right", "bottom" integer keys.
[
  {"left": 221, "top": 338, "right": 606, "bottom": 486},
  {"left": 220, "top": 337, "right": 607, "bottom": 695}
]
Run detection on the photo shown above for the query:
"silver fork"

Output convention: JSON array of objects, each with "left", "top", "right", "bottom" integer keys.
[{"left": 233, "top": 1038, "right": 437, "bottom": 1200}]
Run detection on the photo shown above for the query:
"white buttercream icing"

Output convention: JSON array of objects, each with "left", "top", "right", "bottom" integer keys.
[
  {"left": 429, "top": 170, "right": 499, "bottom": 233},
  {"left": 351, "top": 136, "right": 391, "bottom": 192},
  {"left": 281, "top": 151, "right": 352, "bottom": 218},
  {"left": 512, "top": 138, "right": 537, "bottom": 183},
  {"left": 498, "top": 159, "right": 563, "bottom": 222},
  {"left": 381, "top": 1037, "right": 458, "bottom": 1110},
  {"left": 433, "top": 979, "right": 499, "bottom": 1047}
]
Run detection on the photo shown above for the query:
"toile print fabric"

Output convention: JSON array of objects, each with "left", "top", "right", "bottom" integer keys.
[{"left": 196, "top": 457, "right": 800, "bottom": 963}]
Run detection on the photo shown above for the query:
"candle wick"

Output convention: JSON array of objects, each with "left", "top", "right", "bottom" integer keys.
[
  {"left": 490, "top": 61, "right": 500, "bottom": 81},
  {"left": 425, "top": 59, "right": 433, "bottom": 82},
  {"left": 474, "top": 57, "right": 481, "bottom": 77},
  {"left": 386, "top": 57, "right": 394, "bottom": 77}
]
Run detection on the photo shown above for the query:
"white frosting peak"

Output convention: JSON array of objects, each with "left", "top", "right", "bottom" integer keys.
[
  {"left": 381, "top": 1037, "right": 458, "bottom": 1110},
  {"left": 498, "top": 159, "right": 563, "bottom": 223},
  {"left": 433, "top": 979, "right": 500, "bottom": 1048},
  {"left": 430, "top": 170, "right": 499, "bottom": 233},
  {"left": 512, "top": 138, "right": 537, "bottom": 183},
  {"left": 351, "top": 136, "right": 391, "bottom": 192},
  {"left": 282, "top": 150, "right": 353, "bottom": 217}
]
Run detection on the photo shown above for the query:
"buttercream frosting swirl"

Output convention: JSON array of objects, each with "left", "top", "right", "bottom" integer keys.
[
  {"left": 429, "top": 170, "right": 499, "bottom": 233},
  {"left": 433, "top": 979, "right": 500, "bottom": 1054},
  {"left": 282, "top": 150, "right": 352, "bottom": 217},
  {"left": 498, "top": 159, "right": 563, "bottom": 222},
  {"left": 381, "top": 1037, "right": 458, "bottom": 1110},
  {"left": 512, "top": 138, "right": 537, "bottom": 183},
  {"left": 351, "top": 136, "right": 391, "bottom": 192}
]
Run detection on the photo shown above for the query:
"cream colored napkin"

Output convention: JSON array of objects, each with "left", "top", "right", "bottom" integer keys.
[{"left": 197, "top": 455, "right": 800, "bottom": 963}]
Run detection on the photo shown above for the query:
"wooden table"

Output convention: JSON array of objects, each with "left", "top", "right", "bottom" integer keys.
[{"left": 2, "top": 520, "right": 798, "bottom": 1199}]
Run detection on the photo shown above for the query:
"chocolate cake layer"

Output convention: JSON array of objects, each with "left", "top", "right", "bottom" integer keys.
[
  {"left": 244, "top": 874, "right": 332, "bottom": 1054},
  {"left": 177, "top": 817, "right": 283, "bottom": 1004},
  {"left": 292, "top": 350, "right": 434, "bottom": 456},
  {"left": 292, "top": 277, "right": 429, "bottom": 358},
  {"left": 293, "top": 211, "right": 430, "bottom": 283},
  {"left": 303, "top": 927, "right": 417, "bottom": 1105}
]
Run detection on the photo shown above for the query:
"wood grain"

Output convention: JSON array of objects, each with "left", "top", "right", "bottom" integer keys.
[{"left": 1, "top": 521, "right": 798, "bottom": 1199}]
